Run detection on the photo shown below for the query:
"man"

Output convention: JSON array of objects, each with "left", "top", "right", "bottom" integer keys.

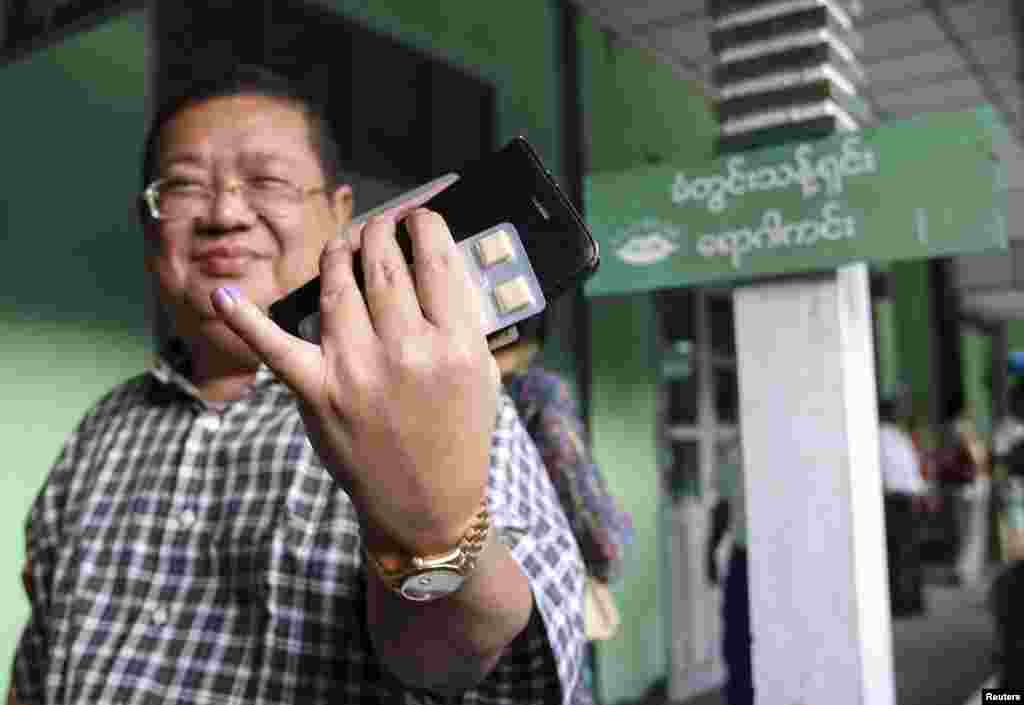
[
  {"left": 706, "top": 438, "right": 752, "bottom": 705},
  {"left": 878, "top": 398, "right": 928, "bottom": 616},
  {"left": 993, "top": 379, "right": 1024, "bottom": 467},
  {"left": 10, "top": 65, "right": 586, "bottom": 704}
]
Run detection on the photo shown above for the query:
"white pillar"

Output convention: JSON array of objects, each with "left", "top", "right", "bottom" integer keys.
[{"left": 733, "top": 263, "right": 895, "bottom": 705}]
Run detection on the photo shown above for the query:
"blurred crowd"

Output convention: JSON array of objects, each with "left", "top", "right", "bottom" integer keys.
[{"left": 879, "top": 382, "right": 1024, "bottom": 689}]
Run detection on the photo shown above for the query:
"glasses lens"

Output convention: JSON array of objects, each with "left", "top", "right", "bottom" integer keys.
[
  {"left": 246, "top": 180, "right": 303, "bottom": 216},
  {"left": 148, "top": 179, "right": 313, "bottom": 220},
  {"left": 155, "top": 180, "right": 208, "bottom": 220}
]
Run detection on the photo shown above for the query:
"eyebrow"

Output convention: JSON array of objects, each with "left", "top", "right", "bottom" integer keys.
[
  {"left": 240, "top": 151, "right": 302, "bottom": 168},
  {"left": 158, "top": 150, "right": 308, "bottom": 177},
  {"left": 160, "top": 153, "right": 207, "bottom": 171}
]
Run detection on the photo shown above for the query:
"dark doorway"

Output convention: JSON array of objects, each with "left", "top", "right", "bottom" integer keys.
[{"left": 153, "top": 0, "right": 496, "bottom": 214}]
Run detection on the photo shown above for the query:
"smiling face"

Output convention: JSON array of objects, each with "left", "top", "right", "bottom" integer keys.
[{"left": 145, "top": 93, "right": 352, "bottom": 359}]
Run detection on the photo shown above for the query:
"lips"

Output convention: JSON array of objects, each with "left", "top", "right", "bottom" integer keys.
[{"left": 193, "top": 246, "right": 265, "bottom": 277}]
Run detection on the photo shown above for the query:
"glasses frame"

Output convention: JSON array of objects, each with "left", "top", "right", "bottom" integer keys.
[{"left": 141, "top": 177, "right": 328, "bottom": 221}]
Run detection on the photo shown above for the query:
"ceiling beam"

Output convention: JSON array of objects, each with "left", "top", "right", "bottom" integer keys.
[{"left": 923, "top": 0, "right": 1018, "bottom": 136}]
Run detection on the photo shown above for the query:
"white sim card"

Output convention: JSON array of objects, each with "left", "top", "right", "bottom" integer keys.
[{"left": 459, "top": 223, "right": 546, "bottom": 336}]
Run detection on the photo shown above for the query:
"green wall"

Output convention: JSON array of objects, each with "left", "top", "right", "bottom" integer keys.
[
  {"left": 581, "top": 25, "right": 716, "bottom": 173},
  {"left": 1008, "top": 320, "right": 1024, "bottom": 351},
  {"left": 874, "top": 298, "right": 900, "bottom": 401},
  {"left": 0, "top": 13, "right": 151, "bottom": 696},
  {"left": 588, "top": 296, "right": 663, "bottom": 701},
  {"left": 889, "top": 261, "right": 935, "bottom": 430},
  {"left": 579, "top": 12, "right": 717, "bottom": 704},
  {"left": 962, "top": 327, "right": 993, "bottom": 436},
  {"left": 887, "top": 262, "right": 994, "bottom": 440}
]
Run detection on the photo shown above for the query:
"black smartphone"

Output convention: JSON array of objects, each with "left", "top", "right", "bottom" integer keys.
[{"left": 269, "top": 137, "right": 599, "bottom": 348}]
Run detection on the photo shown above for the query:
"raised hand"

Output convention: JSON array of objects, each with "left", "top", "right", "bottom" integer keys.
[{"left": 211, "top": 208, "right": 500, "bottom": 556}]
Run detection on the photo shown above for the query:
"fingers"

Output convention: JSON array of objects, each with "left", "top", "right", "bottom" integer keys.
[
  {"left": 317, "top": 236, "right": 376, "bottom": 347},
  {"left": 336, "top": 206, "right": 482, "bottom": 346},
  {"left": 404, "top": 208, "right": 484, "bottom": 334},
  {"left": 210, "top": 286, "right": 322, "bottom": 399},
  {"left": 359, "top": 215, "right": 425, "bottom": 344}
]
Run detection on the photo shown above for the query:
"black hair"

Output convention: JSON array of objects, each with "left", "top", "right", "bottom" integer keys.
[
  {"left": 516, "top": 311, "right": 548, "bottom": 347},
  {"left": 878, "top": 398, "right": 897, "bottom": 424},
  {"left": 140, "top": 64, "right": 343, "bottom": 206},
  {"left": 1010, "top": 378, "right": 1024, "bottom": 419}
]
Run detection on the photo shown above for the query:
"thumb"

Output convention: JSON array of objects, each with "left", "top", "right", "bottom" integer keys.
[{"left": 211, "top": 286, "right": 323, "bottom": 398}]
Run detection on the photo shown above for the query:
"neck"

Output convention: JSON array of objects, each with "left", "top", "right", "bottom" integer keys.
[{"left": 186, "top": 334, "right": 260, "bottom": 403}]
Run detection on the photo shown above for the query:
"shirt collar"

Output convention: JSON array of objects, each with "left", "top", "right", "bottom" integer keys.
[{"left": 148, "top": 338, "right": 282, "bottom": 404}]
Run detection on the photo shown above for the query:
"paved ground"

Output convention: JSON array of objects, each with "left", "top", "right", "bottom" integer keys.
[
  {"left": 631, "top": 564, "right": 999, "bottom": 705},
  {"left": 889, "top": 579, "right": 995, "bottom": 705}
]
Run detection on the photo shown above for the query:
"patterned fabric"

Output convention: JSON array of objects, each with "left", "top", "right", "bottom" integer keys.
[
  {"left": 13, "top": 351, "right": 589, "bottom": 705},
  {"left": 503, "top": 367, "right": 633, "bottom": 584}
]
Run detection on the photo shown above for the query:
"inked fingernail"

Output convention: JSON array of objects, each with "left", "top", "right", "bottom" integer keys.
[{"left": 212, "top": 286, "right": 241, "bottom": 308}]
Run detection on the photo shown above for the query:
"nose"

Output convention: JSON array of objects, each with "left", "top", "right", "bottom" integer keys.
[{"left": 204, "top": 180, "right": 256, "bottom": 229}]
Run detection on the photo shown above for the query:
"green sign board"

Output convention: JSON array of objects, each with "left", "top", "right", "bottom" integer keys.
[{"left": 584, "top": 107, "right": 1009, "bottom": 297}]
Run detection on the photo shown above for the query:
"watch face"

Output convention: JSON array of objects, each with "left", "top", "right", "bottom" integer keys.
[{"left": 400, "top": 568, "right": 465, "bottom": 602}]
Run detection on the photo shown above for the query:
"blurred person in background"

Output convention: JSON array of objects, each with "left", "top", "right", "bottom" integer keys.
[
  {"left": 494, "top": 312, "right": 633, "bottom": 661},
  {"left": 991, "top": 381, "right": 1024, "bottom": 689},
  {"left": 993, "top": 379, "right": 1024, "bottom": 468},
  {"left": 951, "top": 408, "right": 991, "bottom": 590},
  {"left": 706, "top": 437, "right": 751, "bottom": 705},
  {"left": 878, "top": 397, "right": 929, "bottom": 617},
  {"left": 933, "top": 402, "right": 987, "bottom": 587},
  {"left": 993, "top": 379, "right": 1024, "bottom": 563}
]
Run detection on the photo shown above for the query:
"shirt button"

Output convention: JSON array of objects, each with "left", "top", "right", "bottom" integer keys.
[
  {"left": 197, "top": 414, "right": 222, "bottom": 432},
  {"left": 179, "top": 509, "right": 196, "bottom": 528},
  {"left": 151, "top": 606, "right": 169, "bottom": 626},
  {"left": 167, "top": 516, "right": 180, "bottom": 531}
]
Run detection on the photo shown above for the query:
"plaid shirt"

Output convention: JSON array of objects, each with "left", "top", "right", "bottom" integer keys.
[
  {"left": 503, "top": 367, "right": 632, "bottom": 584},
  {"left": 13, "top": 352, "right": 588, "bottom": 705}
]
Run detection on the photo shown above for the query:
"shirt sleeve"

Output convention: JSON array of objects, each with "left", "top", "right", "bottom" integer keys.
[
  {"left": 478, "top": 391, "right": 589, "bottom": 705},
  {"left": 12, "top": 433, "right": 75, "bottom": 705}
]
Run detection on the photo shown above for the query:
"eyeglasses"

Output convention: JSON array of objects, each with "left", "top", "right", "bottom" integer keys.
[{"left": 142, "top": 177, "right": 328, "bottom": 221}]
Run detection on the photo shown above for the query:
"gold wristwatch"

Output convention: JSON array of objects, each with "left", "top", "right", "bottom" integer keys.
[{"left": 366, "top": 501, "right": 491, "bottom": 602}]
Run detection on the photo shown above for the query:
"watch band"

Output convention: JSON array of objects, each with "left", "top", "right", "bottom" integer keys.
[{"left": 366, "top": 500, "right": 491, "bottom": 601}]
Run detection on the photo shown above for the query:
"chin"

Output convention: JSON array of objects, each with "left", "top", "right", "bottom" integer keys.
[{"left": 202, "top": 319, "right": 262, "bottom": 365}]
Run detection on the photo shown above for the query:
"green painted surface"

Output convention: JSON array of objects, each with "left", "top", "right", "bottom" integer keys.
[
  {"left": 874, "top": 298, "right": 900, "bottom": 402},
  {"left": 1008, "top": 320, "right": 1024, "bottom": 352},
  {"left": 585, "top": 109, "right": 1008, "bottom": 296},
  {"left": 962, "top": 328, "right": 993, "bottom": 437},
  {"left": 0, "top": 12, "right": 151, "bottom": 697},
  {"left": 578, "top": 13, "right": 718, "bottom": 704},
  {"left": 0, "top": 319, "right": 151, "bottom": 692},
  {"left": 890, "top": 261, "right": 935, "bottom": 431},
  {"left": 588, "top": 295, "right": 664, "bottom": 703},
  {"left": 580, "top": 24, "right": 717, "bottom": 174}
]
